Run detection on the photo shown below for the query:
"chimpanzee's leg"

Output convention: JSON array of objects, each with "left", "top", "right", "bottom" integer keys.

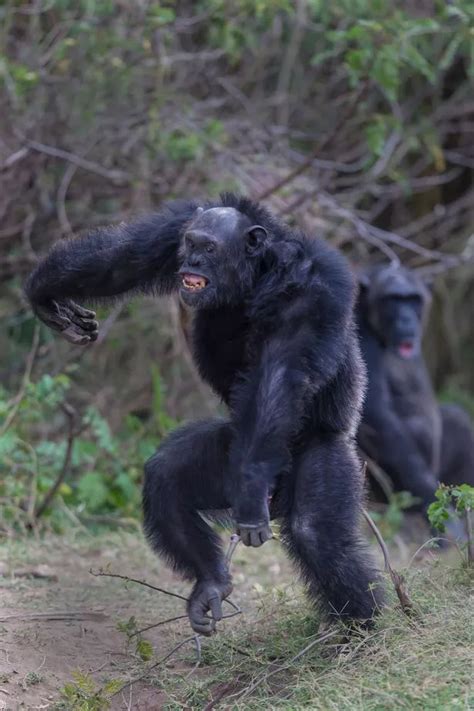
[
  {"left": 143, "top": 418, "right": 233, "bottom": 635},
  {"left": 280, "top": 434, "right": 384, "bottom": 624},
  {"left": 439, "top": 404, "right": 474, "bottom": 487}
]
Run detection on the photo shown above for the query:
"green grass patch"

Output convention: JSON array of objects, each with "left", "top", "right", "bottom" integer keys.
[{"left": 159, "top": 562, "right": 473, "bottom": 710}]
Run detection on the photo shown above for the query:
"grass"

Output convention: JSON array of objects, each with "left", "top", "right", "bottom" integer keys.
[
  {"left": 1, "top": 528, "right": 472, "bottom": 709},
  {"left": 158, "top": 561, "right": 473, "bottom": 710}
]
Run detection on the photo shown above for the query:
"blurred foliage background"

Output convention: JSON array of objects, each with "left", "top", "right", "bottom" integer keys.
[{"left": 0, "top": 0, "right": 473, "bottom": 532}]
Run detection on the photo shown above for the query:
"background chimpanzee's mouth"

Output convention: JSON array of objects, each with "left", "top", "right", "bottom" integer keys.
[
  {"left": 181, "top": 273, "right": 209, "bottom": 291},
  {"left": 397, "top": 341, "right": 415, "bottom": 358}
]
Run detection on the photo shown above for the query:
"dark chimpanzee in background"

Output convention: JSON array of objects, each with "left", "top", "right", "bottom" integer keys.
[
  {"left": 26, "top": 195, "right": 384, "bottom": 636},
  {"left": 357, "top": 263, "right": 474, "bottom": 536}
]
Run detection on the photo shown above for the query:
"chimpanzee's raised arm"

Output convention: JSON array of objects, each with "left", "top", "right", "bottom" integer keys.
[{"left": 25, "top": 200, "right": 200, "bottom": 344}]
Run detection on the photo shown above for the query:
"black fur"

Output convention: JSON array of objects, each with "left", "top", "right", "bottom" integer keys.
[
  {"left": 26, "top": 195, "right": 383, "bottom": 633},
  {"left": 357, "top": 264, "right": 474, "bottom": 534}
]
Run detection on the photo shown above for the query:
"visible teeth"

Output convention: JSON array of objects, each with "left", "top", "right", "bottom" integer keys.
[{"left": 182, "top": 276, "right": 206, "bottom": 290}]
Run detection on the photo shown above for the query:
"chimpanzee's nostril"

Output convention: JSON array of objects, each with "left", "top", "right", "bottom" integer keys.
[{"left": 188, "top": 254, "right": 202, "bottom": 267}]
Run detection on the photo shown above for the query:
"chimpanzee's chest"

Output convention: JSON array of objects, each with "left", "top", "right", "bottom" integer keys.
[
  {"left": 386, "top": 353, "right": 441, "bottom": 469},
  {"left": 191, "top": 308, "right": 251, "bottom": 403}
]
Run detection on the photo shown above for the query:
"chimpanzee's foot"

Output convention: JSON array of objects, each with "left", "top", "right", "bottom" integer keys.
[{"left": 187, "top": 578, "right": 233, "bottom": 636}]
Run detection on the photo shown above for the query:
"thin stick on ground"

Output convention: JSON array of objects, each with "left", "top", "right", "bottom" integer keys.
[
  {"left": 131, "top": 614, "right": 189, "bottom": 637},
  {"left": 407, "top": 537, "right": 464, "bottom": 570},
  {"left": 89, "top": 568, "right": 188, "bottom": 601},
  {"left": 111, "top": 635, "right": 199, "bottom": 699}
]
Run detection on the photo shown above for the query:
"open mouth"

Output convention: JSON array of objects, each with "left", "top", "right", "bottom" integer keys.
[
  {"left": 397, "top": 341, "right": 415, "bottom": 358},
  {"left": 181, "top": 273, "right": 209, "bottom": 292}
]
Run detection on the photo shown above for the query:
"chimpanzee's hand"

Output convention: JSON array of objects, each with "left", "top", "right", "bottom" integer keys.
[
  {"left": 35, "top": 299, "right": 99, "bottom": 345},
  {"left": 187, "top": 579, "right": 233, "bottom": 636},
  {"left": 236, "top": 521, "right": 273, "bottom": 548}
]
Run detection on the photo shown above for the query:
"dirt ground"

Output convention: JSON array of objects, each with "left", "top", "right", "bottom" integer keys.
[
  {"left": 0, "top": 527, "right": 295, "bottom": 710},
  {"left": 0, "top": 515, "right": 459, "bottom": 711}
]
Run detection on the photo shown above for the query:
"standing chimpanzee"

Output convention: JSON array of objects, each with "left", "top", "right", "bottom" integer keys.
[
  {"left": 357, "top": 263, "right": 474, "bottom": 536},
  {"left": 26, "top": 195, "right": 383, "bottom": 635}
]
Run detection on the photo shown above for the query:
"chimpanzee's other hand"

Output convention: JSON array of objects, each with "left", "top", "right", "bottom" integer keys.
[
  {"left": 187, "top": 579, "right": 233, "bottom": 636},
  {"left": 236, "top": 521, "right": 273, "bottom": 548},
  {"left": 35, "top": 299, "right": 99, "bottom": 345}
]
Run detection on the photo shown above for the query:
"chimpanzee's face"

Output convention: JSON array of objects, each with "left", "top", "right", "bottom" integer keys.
[
  {"left": 375, "top": 293, "right": 425, "bottom": 358},
  {"left": 178, "top": 207, "right": 267, "bottom": 309},
  {"left": 366, "top": 266, "right": 430, "bottom": 359}
]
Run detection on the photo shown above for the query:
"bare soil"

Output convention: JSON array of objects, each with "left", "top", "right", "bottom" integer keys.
[{"left": 0, "top": 528, "right": 293, "bottom": 710}]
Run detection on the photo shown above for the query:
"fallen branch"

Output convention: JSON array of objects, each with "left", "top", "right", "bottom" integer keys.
[
  {"left": 0, "top": 611, "right": 107, "bottom": 623},
  {"left": 89, "top": 568, "right": 188, "bottom": 601},
  {"left": 131, "top": 614, "right": 188, "bottom": 637}
]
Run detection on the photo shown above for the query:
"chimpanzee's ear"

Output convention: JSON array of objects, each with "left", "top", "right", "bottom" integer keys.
[
  {"left": 194, "top": 206, "right": 204, "bottom": 217},
  {"left": 245, "top": 225, "right": 268, "bottom": 254}
]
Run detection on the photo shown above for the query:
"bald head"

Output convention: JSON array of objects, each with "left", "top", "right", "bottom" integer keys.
[
  {"left": 186, "top": 206, "right": 252, "bottom": 242},
  {"left": 369, "top": 264, "right": 429, "bottom": 302}
]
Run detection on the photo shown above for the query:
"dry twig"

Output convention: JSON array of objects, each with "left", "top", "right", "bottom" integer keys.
[
  {"left": 361, "top": 463, "right": 415, "bottom": 617},
  {"left": 35, "top": 402, "right": 80, "bottom": 519},
  {"left": 89, "top": 569, "right": 188, "bottom": 601}
]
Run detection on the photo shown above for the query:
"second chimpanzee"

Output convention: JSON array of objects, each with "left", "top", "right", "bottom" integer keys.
[
  {"left": 26, "top": 195, "right": 383, "bottom": 635},
  {"left": 357, "top": 263, "right": 474, "bottom": 536}
]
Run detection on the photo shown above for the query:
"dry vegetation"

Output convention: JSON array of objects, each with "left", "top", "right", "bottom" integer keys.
[{"left": 1, "top": 0, "right": 473, "bottom": 423}]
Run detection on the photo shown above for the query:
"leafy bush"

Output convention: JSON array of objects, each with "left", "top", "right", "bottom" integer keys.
[
  {"left": 428, "top": 483, "right": 474, "bottom": 564},
  {"left": 0, "top": 371, "right": 173, "bottom": 533},
  {"left": 427, "top": 483, "right": 474, "bottom": 532}
]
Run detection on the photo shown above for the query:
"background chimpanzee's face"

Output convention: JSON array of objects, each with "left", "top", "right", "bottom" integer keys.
[
  {"left": 178, "top": 207, "right": 267, "bottom": 309},
  {"left": 375, "top": 294, "right": 424, "bottom": 358},
  {"left": 364, "top": 265, "right": 430, "bottom": 359}
]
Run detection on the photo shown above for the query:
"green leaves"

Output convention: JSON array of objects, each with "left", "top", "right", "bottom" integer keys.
[
  {"left": 77, "top": 472, "right": 109, "bottom": 512},
  {"left": 0, "top": 366, "right": 169, "bottom": 529},
  {"left": 427, "top": 484, "right": 474, "bottom": 533},
  {"left": 118, "top": 616, "right": 154, "bottom": 661},
  {"left": 136, "top": 638, "right": 154, "bottom": 661}
]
